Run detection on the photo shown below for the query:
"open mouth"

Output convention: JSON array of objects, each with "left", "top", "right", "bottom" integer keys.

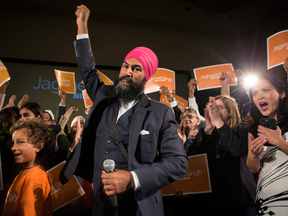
[
  {"left": 14, "top": 153, "right": 22, "bottom": 158},
  {"left": 259, "top": 102, "right": 268, "bottom": 111}
]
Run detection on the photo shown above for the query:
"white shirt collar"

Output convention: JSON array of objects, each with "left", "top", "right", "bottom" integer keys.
[{"left": 117, "top": 99, "right": 139, "bottom": 122}]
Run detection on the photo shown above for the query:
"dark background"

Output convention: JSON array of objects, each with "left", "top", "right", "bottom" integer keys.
[{"left": 0, "top": 0, "right": 287, "bottom": 127}]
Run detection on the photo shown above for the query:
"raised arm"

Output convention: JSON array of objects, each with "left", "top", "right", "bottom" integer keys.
[
  {"left": 17, "top": 94, "right": 29, "bottom": 109},
  {"left": 0, "top": 81, "right": 9, "bottom": 109},
  {"left": 75, "top": 5, "right": 89, "bottom": 35},
  {"left": 56, "top": 89, "right": 66, "bottom": 119},
  {"left": 187, "top": 79, "right": 205, "bottom": 124},
  {"left": 2, "top": 95, "right": 17, "bottom": 110},
  {"left": 220, "top": 71, "right": 230, "bottom": 96},
  {"left": 159, "top": 86, "right": 181, "bottom": 123},
  {"left": 159, "top": 86, "right": 174, "bottom": 102},
  {"left": 58, "top": 107, "right": 78, "bottom": 135},
  {"left": 74, "top": 5, "right": 107, "bottom": 101},
  {"left": 187, "top": 78, "right": 197, "bottom": 99}
]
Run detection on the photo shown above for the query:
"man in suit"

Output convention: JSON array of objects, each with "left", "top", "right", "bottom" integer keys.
[{"left": 60, "top": 5, "right": 188, "bottom": 216}]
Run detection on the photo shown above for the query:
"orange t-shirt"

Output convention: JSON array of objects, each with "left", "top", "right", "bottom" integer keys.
[{"left": 2, "top": 165, "right": 52, "bottom": 216}]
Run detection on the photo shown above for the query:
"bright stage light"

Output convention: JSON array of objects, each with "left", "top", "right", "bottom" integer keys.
[{"left": 244, "top": 75, "right": 258, "bottom": 88}]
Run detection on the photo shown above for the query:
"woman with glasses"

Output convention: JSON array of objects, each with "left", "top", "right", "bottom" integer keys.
[
  {"left": 247, "top": 74, "right": 288, "bottom": 215},
  {"left": 184, "top": 95, "right": 256, "bottom": 216}
]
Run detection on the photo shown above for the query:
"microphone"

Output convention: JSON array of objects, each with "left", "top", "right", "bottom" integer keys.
[
  {"left": 103, "top": 159, "right": 118, "bottom": 215},
  {"left": 103, "top": 159, "right": 115, "bottom": 173}
]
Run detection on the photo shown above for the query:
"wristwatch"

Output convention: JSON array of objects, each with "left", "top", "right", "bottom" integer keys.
[{"left": 169, "top": 97, "right": 176, "bottom": 102}]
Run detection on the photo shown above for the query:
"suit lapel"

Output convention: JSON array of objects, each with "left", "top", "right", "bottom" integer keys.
[{"left": 128, "top": 94, "right": 150, "bottom": 170}]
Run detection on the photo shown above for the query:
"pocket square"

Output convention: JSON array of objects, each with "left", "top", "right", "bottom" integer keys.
[{"left": 140, "top": 130, "right": 150, "bottom": 135}]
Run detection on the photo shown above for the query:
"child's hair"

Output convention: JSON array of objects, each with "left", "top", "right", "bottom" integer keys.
[{"left": 10, "top": 119, "right": 52, "bottom": 160}]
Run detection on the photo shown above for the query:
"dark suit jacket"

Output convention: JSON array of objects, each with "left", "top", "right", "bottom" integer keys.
[
  {"left": 60, "top": 38, "right": 188, "bottom": 216},
  {"left": 187, "top": 123, "right": 255, "bottom": 215}
]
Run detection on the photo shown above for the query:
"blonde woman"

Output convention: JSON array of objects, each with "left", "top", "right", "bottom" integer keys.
[{"left": 185, "top": 95, "right": 256, "bottom": 216}]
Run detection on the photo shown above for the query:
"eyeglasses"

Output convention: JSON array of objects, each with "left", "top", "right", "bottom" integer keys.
[
  {"left": 182, "top": 114, "right": 198, "bottom": 119},
  {"left": 218, "top": 105, "right": 227, "bottom": 110}
]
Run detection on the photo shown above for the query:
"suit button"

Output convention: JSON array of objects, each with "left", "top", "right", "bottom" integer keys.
[
  {"left": 107, "top": 140, "right": 110, "bottom": 143},
  {"left": 105, "top": 150, "right": 108, "bottom": 154},
  {"left": 110, "top": 130, "right": 113, "bottom": 134}
]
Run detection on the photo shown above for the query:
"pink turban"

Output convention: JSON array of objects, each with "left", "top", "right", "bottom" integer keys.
[{"left": 124, "top": 47, "right": 158, "bottom": 81}]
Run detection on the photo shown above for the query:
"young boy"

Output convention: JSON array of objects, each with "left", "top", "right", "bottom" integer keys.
[{"left": 2, "top": 119, "right": 53, "bottom": 216}]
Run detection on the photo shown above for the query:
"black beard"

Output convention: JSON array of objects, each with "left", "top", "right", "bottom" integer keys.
[{"left": 108, "top": 75, "right": 146, "bottom": 104}]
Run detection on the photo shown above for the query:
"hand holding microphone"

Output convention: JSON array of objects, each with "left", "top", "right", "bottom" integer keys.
[
  {"left": 101, "top": 159, "right": 134, "bottom": 196},
  {"left": 103, "top": 159, "right": 118, "bottom": 213}
]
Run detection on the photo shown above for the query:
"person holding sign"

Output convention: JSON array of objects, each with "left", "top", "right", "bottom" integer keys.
[
  {"left": 60, "top": 4, "right": 188, "bottom": 216},
  {"left": 159, "top": 86, "right": 182, "bottom": 123},
  {"left": 247, "top": 73, "right": 288, "bottom": 215},
  {"left": 220, "top": 70, "right": 250, "bottom": 120},
  {"left": 2, "top": 119, "right": 52, "bottom": 216},
  {"left": 185, "top": 95, "right": 256, "bottom": 216},
  {"left": 187, "top": 79, "right": 205, "bottom": 126}
]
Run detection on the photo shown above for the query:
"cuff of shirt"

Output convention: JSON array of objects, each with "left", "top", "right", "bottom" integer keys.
[
  {"left": 76, "top": 34, "right": 89, "bottom": 40},
  {"left": 188, "top": 97, "right": 195, "bottom": 104},
  {"left": 59, "top": 103, "right": 66, "bottom": 107},
  {"left": 131, "top": 171, "right": 141, "bottom": 191},
  {"left": 170, "top": 100, "right": 178, "bottom": 107}
]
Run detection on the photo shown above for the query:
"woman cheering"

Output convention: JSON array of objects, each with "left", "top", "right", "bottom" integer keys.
[
  {"left": 186, "top": 95, "right": 255, "bottom": 216},
  {"left": 247, "top": 74, "right": 288, "bottom": 215}
]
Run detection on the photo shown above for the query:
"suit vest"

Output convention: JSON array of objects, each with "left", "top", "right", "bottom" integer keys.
[
  {"left": 94, "top": 102, "right": 138, "bottom": 173},
  {"left": 93, "top": 102, "right": 139, "bottom": 215}
]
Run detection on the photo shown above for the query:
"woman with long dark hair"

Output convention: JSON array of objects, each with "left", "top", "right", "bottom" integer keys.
[{"left": 247, "top": 73, "right": 288, "bottom": 215}]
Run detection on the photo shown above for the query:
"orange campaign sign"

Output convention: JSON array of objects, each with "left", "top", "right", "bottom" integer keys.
[
  {"left": 46, "top": 161, "right": 85, "bottom": 212},
  {"left": 160, "top": 94, "right": 188, "bottom": 111},
  {"left": 97, "top": 71, "right": 114, "bottom": 86},
  {"left": 0, "top": 60, "right": 11, "bottom": 87},
  {"left": 162, "top": 154, "right": 211, "bottom": 196},
  {"left": 144, "top": 68, "right": 175, "bottom": 94},
  {"left": 267, "top": 30, "right": 288, "bottom": 69},
  {"left": 55, "top": 69, "right": 76, "bottom": 94},
  {"left": 193, "top": 63, "right": 236, "bottom": 91},
  {"left": 82, "top": 90, "right": 93, "bottom": 108}
]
